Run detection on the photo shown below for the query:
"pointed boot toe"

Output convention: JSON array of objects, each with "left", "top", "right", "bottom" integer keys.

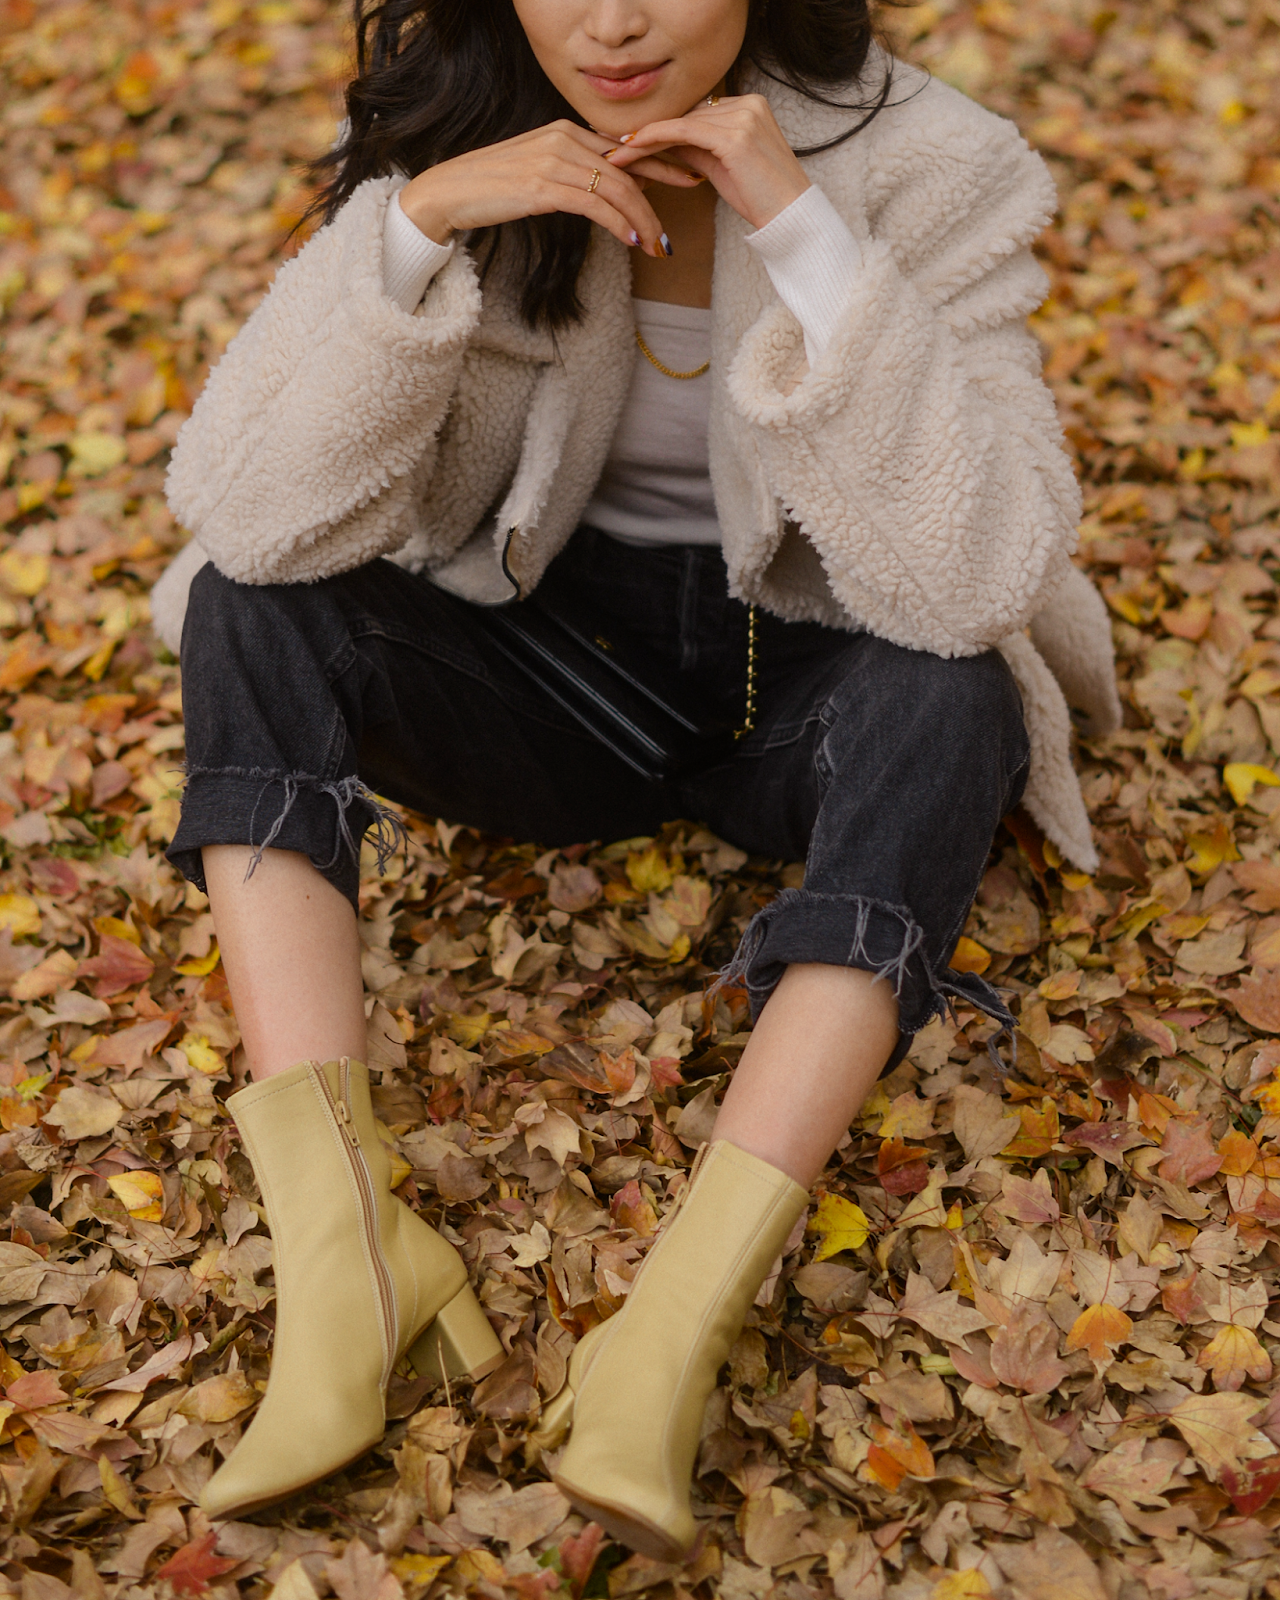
[{"left": 201, "top": 1058, "right": 502, "bottom": 1519}]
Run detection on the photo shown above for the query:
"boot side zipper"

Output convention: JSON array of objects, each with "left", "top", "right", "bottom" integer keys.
[{"left": 312, "top": 1060, "right": 398, "bottom": 1388}]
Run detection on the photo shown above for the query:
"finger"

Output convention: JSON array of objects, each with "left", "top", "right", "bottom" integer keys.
[
  {"left": 622, "top": 153, "right": 705, "bottom": 186},
  {"left": 569, "top": 187, "right": 665, "bottom": 253},
  {"left": 551, "top": 159, "right": 663, "bottom": 250},
  {"left": 611, "top": 114, "right": 734, "bottom": 152}
]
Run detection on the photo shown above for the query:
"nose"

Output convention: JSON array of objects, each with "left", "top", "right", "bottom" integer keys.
[{"left": 582, "top": 1, "right": 650, "bottom": 48}]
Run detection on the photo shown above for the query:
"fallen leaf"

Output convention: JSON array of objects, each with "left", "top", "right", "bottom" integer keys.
[
  {"left": 42, "top": 1085, "right": 122, "bottom": 1139},
  {"left": 808, "top": 1192, "right": 870, "bottom": 1260}
]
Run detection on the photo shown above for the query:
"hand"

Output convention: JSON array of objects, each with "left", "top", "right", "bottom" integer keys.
[
  {"left": 605, "top": 94, "right": 810, "bottom": 232},
  {"left": 397, "top": 120, "right": 700, "bottom": 255}
]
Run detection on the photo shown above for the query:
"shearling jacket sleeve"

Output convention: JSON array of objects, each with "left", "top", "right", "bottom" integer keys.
[
  {"left": 726, "top": 104, "right": 1080, "bottom": 659},
  {"left": 164, "top": 177, "right": 482, "bottom": 586}
]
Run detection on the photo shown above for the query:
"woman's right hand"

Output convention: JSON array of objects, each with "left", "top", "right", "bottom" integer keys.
[{"left": 397, "top": 120, "right": 697, "bottom": 256}]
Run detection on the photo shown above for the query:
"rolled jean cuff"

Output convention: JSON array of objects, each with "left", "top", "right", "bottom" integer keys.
[
  {"left": 165, "top": 766, "right": 404, "bottom": 909},
  {"left": 721, "top": 886, "right": 1016, "bottom": 1059}
]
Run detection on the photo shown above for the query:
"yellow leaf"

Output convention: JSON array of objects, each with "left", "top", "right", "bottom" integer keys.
[
  {"left": 0, "top": 551, "right": 50, "bottom": 597},
  {"left": 1185, "top": 818, "right": 1240, "bottom": 878},
  {"left": 98, "top": 1455, "right": 143, "bottom": 1520},
  {"left": 931, "top": 1574, "right": 993, "bottom": 1600},
  {"left": 443, "top": 1010, "right": 491, "bottom": 1048},
  {"left": 1231, "top": 421, "right": 1270, "bottom": 449},
  {"left": 1223, "top": 763, "right": 1280, "bottom": 806},
  {"left": 390, "top": 1555, "right": 451, "bottom": 1592},
  {"left": 107, "top": 1171, "right": 163, "bottom": 1222},
  {"left": 1066, "top": 1302, "right": 1133, "bottom": 1362},
  {"left": 0, "top": 894, "right": 41, "bottom": 939},
  {"left": 949, "top": 936, "right": 990, "bottom": 975},
  {"left": 808, "top": 1192, "right": 870, "bottom": 1261},
  {"left": 180, "top": 1034, "right": 225, "bottom": 1076},
  {"left": 175, "top": 942, "right": 221, "bottom": 977},
  {"left": 93, "top": 915, "right": 140, "bottom": 947},
  {"left": 1253, "top": 1076, "right": 1280, "bottom": 1116},
  {"left": 68, "top": 431, "right": 128, "bottom": 475},
  {"left": 626, "top": 842, "right": 681, "bottom": 894},
  {"left": 1197, "top": 1323, "right": 1272, "bottom": 1391}
]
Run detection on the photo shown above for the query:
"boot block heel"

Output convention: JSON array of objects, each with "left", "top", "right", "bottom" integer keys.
[{"left": 408, "top": 1285, "right": 503, "bottom": 1385}]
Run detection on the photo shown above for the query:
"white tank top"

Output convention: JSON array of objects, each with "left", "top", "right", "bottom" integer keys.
[{"left": 582, "top": 299, "right": 719, "bottom": 548}]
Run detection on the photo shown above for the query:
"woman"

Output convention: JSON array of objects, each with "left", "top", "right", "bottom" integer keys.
[{"left": 152, "top": 0, "right": 1120, "bottom": 1557}]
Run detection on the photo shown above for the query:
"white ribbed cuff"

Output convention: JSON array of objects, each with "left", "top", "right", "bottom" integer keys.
[
  {"left": 746, "top": 184, "right": 865, "bottom": 366},
  {"left": 381, "top": 191, "right": 454, "bottom": 313}
]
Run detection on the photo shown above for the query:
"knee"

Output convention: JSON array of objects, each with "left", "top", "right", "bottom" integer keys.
[
  {"left": 824, "top": 638, "right": 1027, "bottom": 770},
  {"left": 182, "top": 564, "right": 332, "bottom": 663}
]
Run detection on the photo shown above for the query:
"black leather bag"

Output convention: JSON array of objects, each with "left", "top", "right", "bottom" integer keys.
[{"left": 471, "top": 596, "right": 740, "bottom": 781}]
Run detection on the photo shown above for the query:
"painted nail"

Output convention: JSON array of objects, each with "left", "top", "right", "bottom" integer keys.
[
  {"left": 619, "top": 132, "right": 635, "bottom": 143},
  {"left": 628, "top": 230, "right": 640, "bottom": 247},
  {"left": 659, "top": 233, "right": 673, "bottom": 258}
]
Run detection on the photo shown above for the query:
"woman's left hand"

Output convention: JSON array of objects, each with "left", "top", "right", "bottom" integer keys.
[{"left": 605, "top": 94, "right": 810, "bottom": 231}]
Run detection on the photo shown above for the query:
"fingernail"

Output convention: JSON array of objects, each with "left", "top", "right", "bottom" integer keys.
[
  {"left": 605, "top": 147, "right": 618, "bottom": 157},
  {"left": 659, "top": 233, "right": 673, "bottom": 258},
  {"left": 628, "top": 230, "right": 640, "bottom": 247},
  {"left": 619, "top": 132, "right": 635, "bottom": 143}
]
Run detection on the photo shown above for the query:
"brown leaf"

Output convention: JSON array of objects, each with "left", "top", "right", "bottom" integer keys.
[
  {"left": 77, "top": 933, "right": 154, "bottom": 998},
  {"left": 989, "top": 1305, "right": 1071, "bottom": 1393}
]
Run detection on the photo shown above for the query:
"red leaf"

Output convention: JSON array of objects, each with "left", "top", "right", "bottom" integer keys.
[
  {"left": 560, "top": 1522, "right": 606, "bottom": 1599},
  {"left": 77, "top": 934, "right": 153, "bottom": 999},
  {"left": 1221, "top": 1461, "right": 1280, "bottom": 1518},
  {"left": 152, "top": 1533, "right": 237, "bottom": 1595},
  {"left": 878, "top": 1139, "right": 932, "bottom": 1196}
]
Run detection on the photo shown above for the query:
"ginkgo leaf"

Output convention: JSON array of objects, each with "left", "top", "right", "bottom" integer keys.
[{"left": 808, "top": 1192, "right": 871, "bottom": 1260}]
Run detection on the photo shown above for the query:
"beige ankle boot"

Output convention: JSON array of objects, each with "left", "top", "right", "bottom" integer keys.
[
  {"left": 549, "top": 1141, "right": 807, "bottom": 1560},
  {"left": 201, "top": 1057, "right": 502, "bottom": 1520}
]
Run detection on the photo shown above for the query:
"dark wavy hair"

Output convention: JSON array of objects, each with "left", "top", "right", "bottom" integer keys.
[{"left": 301, "top": 0, "right": 900, "bottom": 329}]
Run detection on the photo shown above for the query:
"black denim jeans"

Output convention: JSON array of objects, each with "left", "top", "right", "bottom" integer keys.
[{"left": 170, "top": 527, "right": 1030, "bottom": 1047}]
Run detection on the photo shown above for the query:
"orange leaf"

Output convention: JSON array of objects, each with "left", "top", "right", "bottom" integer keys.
[
  {"left": 1066, "top": 1303, "right": 1133, "bottom": 1362},
  {"left": 1217, "top": 1129, "right": 1258, "bottom": 1178},
  {"left": 867, "top": 1415, "right": 935, "bottom": 1480},
  {"left": 1001, "top": 1099, "right": 1060, "bottom": 1160}
]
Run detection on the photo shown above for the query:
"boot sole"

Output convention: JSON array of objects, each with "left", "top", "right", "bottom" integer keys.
[{"left": 553, "top": 1476, "right": 691, "bottom": 1565}]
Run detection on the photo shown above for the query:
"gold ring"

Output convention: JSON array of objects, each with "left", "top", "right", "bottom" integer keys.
[
  {"left": 706, "top": 94, "right": 721, "bottom": 107},
  {"left": 587, "top": 168, "right": 602, "bottom": 194}
]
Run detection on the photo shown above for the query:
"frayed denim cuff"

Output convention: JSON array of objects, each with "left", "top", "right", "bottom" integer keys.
[
  {"left": 166, "top": 766, "right": 404, "bottom": 909},
  {"left": 720, "top": 887, "right": 1016, "bottom": 1067}
]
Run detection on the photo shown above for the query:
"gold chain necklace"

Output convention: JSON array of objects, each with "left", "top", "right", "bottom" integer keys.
[{"left": 634, "top": 327, "right": 710, "bottom": 381}]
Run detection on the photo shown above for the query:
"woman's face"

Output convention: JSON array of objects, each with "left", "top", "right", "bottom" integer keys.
[{"left": 512, "top": 0, "right": 750, "bottom": 138}]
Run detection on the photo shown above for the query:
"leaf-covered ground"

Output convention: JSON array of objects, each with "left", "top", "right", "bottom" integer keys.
[{"left": 2, "top": 0, "right": 1280, "bottom": 1595}]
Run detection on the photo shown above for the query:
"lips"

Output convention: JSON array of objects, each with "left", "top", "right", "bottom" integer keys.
[{"left": 580, "top": 61, "right": 668, "bottom": 100}]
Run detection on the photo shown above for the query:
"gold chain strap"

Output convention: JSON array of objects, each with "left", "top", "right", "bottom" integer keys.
[
  {"left": 634, "top": 328, "right": 710, "bottom": 381},
  {"left": 734, "top": 604, "right": 757, "bottom": 740}
]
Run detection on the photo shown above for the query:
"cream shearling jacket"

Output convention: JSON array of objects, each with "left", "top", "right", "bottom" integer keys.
[{"left": 153, "top": 56, "right": 1120, "bottom": 871}]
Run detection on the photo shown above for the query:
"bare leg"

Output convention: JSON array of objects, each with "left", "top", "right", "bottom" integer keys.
[
  {"left": 713, "top": 963, "right": 899, "bottom": 1190},
  {"left": 202, "top": 845, "right": 368, "bottom": 1082}
]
